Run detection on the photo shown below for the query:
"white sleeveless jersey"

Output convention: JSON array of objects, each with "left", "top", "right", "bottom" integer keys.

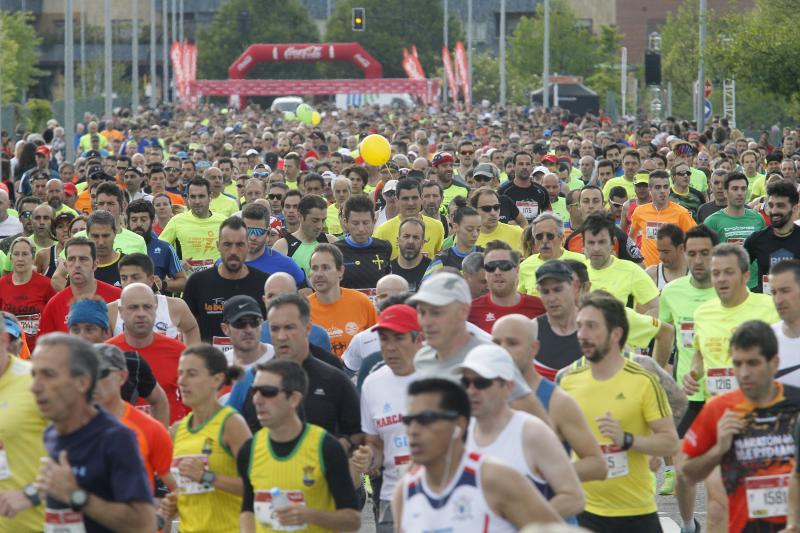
[
  {"left": 114, "top": 294, "right": 179, "bottom": 339},
  {"left": 400, "top": 451, "right": 515, "bottom": 533},
  {"left": 466, "top": 411, "right": 552, "bottom": 499}
]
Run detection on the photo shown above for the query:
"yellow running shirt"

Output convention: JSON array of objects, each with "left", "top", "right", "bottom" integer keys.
[
  {"left": 159, "top": 210, "right": 227, "bottom": 273},
  {"left": 210, "top": 194, "right": 240, "bottom": 218},
  {"left": 560, "top": 359, "right": 671, "bottom": 517},
  {"left": 588, "top": 256, "right": 660, "bottom": 307},
  {"left": 518, "top": 249, "right": 587, "bottom": 295},
  {"left": 373, "top": 215, "right": 444, "bottom": 260},
  {"left": 476, "top": 222, "right": 524, "bottom": 253}
]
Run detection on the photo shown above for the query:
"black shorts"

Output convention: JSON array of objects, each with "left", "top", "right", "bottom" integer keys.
[
  {"left": 577, "top": 510, "right": 662, "bottom": 533},
  {"left": 677, "top": 400, "right": 706, "bottom": 438}
]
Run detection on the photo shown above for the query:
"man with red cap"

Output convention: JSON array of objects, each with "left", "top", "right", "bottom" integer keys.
[
  {"left": 19, "top": 145, "right": 60, "bottom": 197},
  {"left": 360, "top": 304, "right": 422, "bottom": 533},
  {"left": 431, "top": 151, "right": 469, "bottom": 214}
]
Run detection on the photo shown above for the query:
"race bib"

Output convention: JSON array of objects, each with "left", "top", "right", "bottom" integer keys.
[
  {"left": 706, "top": 368, "right": 737, "bottom": 395},
  {"left": 44, "top": 509, "right": 86, "bottom": 533},
  {"left": 0, "top": 443, "right": 10, "bottom": 480},
  {"left": 212, "top": 337, "right": 234, "bottom": 366},
  {"left": 171, "top": 455, "right": 214, "bottom": 495},
  {"left": 515, "top": 201, "right": 539, "bottom": 220},
  {"left": 254, "top": 490, "right": 306, "bottom": 531},
  {"left": 681, "top": 322, "right": 695, "bottom": 348},
  {"left": 645, "top": 222, "right": 663, "bottom": 240},
  {"left": 762, "top": 275, "right": 772, "bottom": 296},
  {"left": 355, "top": 288, "right": 378, "bottom": 306},
  {"left": 600, "top": 444, "right": 629, "bottom": 478},
  {"left": 185, "top": 259, "right": 214, "bottom": 276},
  {"left": 17, "top": 314, "right": 40, "bottom": 336},
  {"left": 746, "top": 474, "right": 790, "bottom": 519}
]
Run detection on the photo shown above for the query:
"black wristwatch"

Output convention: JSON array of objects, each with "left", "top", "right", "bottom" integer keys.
[
  {"left": 69, "top": 489, "right": 89, "bottom": 512},
  {"left": 621, "top": 432, "right": 634, "bottom": 451},
  {"left": 23, "top": 483, "right": 40, "bottom": 507},
  {"left": 200, "top": 471, "right": 216, "bottom": 486}
]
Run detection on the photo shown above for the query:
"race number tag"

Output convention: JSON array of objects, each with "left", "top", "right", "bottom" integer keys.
[
  {"left": 746, "top": 474, "right": 789, "bottom": 519},
  {"left": 600, "top": 444, "right": 629, "bottom": 478},
  {"left": 706, "top": 368, "right": 737, "bottom": 395},
  {"left": 762, "top": 275, "right": 772, "bottom": 296},
  {"left": 355, "top": 288, "right": 378, "bottom": 306},
  {"left": 44, "top": 509, "right": 86, "bottom": 533},
  {"left": 171, "top": 455, "right": 214, "bottom": 495},
  {"left": 254, "top": 490, "right": 306, "bottom": 531},
  {"left": 16, "top": 314, "right": 40, "bottom": 336},
  {"left": 516, "top": 201, "right": 539, "bottom": 221},
  {"left": 0, "top": 441, "right": 10, "bottom": 480},
  {"left": 185, "top": 259, "right": 214, "bottom": 276},
  {"left": 212, "top": 337, "right": 234, "bottom": 366},
  {"left": 645, "top": 222, "right": 663, "bottom": 240},
  {"left": 681, "top": 322, "right": 695, "bottom": 348}
]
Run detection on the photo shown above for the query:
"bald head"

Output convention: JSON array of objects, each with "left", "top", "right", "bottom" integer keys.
[
  {"left": 119, "top": 282, "right": 157, "bottom": 337},
  {"left": 491, "top": 314, "right": 539, "bottom": 371},
  {"left": 264, "top": 273, "right": 297, "bottom": 303},
  {"left": 120, "top": 282, "right": 157, "bottom": 305},
  {"left": 376, "top": 274, "right": 409, "bottom": 306},
  {"left": 412, "top": 157, "right": 429, "bottom": 170}
]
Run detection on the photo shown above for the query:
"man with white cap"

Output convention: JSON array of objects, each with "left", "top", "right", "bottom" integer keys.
[
  {"left": 459, "top": 344, "right": 584, "bottom": 521},
  {"left": 360, "top": 304, "right": 422, "bottom": 533},
  {"left": 409, "top": 272, "right": 549, "bottom": 420}
]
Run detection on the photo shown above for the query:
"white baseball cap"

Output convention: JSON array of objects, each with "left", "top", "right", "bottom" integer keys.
[
  {"left": 407, "top": 273, "right": 471, "bottom": 306},
  {"left": 457, "top": 344, "right": 516, "bottom": 381}
]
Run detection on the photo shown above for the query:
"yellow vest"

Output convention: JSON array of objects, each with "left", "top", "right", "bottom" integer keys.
[
  {"left": 249, "top": 424, "right": 336, "bottom": 533},
  {"left": 172, "top": 406, "right": 241, "bottom": 533}
]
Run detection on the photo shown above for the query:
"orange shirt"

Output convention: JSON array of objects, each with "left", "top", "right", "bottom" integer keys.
[
  {"left": 74, "top": 190, "right": 93, "bottom": 215},
  {"left": 118, "top": 402, "right": 173, "bottom": 491},
  {"left": 309, "top": 288, "right": 378, "bottom": 358},
  {"left": 630, "top": 201, "right": 696, "bottom": 266}
]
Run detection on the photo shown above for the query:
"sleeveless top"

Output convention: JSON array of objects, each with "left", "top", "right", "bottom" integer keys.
[
  {"left": 285, "top": 232, "right": 328, "bottom": 275},
  {"left": 466, "top": 411, "right": 552, "bottom": 499},
  {"left": 655, "top": 263, "right": 668, "bottom": 290},
  {"left": 44, "top": 244, "right": 58, "bottom": 278},
  {"left": 248, "top": 424, "right": 336, "bottom": 533},
  {"left": 172, "top": 406, "right": 241, "bottom": 533},
  {"left": 113, "top": 294, "right": 179, "bottom": 339},
  {"left": 401, "top": 451, "right": 515, "bottom": 533}
]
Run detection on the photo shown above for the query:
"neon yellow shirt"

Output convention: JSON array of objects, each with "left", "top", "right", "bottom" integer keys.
[
  {"left": 602, "top": 176, "right": 636, "bottom": 201},
  {"left": 73, "top": 228, "right": 147, "bottom": 256},
  {"left": 159, "top": 210, "right": 227, "bottom": 263},
  {"left": 518, "top": 249, "right": 586, "bottom": 295},
  {"left": 588, "top": 256, "right": 659, "bottom": 307},
  {"left": 210, "top": 194, "right": 239, "bottom": 218},
  {"left": 476, "top": 223, "right": 524, "bottom": 253},
  {"left": 373, "top": 214, "right": 444, "bottom": 260},
  {"left": 326, "top": 203, "right": 343, "bottom": 235}
]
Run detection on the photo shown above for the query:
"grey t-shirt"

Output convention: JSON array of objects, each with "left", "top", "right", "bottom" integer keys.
[{"left": 414, "top": 335, "right": 532, "bottom": 401}]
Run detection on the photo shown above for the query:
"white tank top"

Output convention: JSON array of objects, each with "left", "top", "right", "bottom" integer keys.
[
  {"left": 400, "top": 451, "right": 515, "bottom": 533},
  {"left": 113, "top": 294, "right": 179, "bottom": 339},
  {"left": 466, "top": 411, "right": 552, "bottom": 498}
]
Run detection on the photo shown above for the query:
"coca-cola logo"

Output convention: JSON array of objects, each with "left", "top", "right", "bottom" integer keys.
[
  {"left": 236, "top": 55, "right": 253, "bottom": 71},
  {"left": 353, "top": 53, "right": 370, "bottom": 69},
  {"left": 284, "top": 46, "right": 323, "bottom": 60}
]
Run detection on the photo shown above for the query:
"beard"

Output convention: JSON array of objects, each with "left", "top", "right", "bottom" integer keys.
[
  {"left": 400, "top": 245, "right": 421, "bottom": 261},
  {"left": 582, "top": 335, "right": 611, "bottom": 363}
]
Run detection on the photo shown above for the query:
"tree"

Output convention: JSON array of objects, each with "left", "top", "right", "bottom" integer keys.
[
  {"left": 0, "top": 11, "right": 43, "bottom": 104},
  {"left": 324, "top": 0, "right": 462, "bottom": 79},
  {"left": 197, "top": 0, "right": 320, "bottom": 81}
]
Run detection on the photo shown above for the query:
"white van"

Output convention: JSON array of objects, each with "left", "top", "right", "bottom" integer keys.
[
  {"left": 334, "top": 93, "right": 416, "bottom": 110},
  {"left": 270, "top": 96, "right": 303, "bottom": 113}
]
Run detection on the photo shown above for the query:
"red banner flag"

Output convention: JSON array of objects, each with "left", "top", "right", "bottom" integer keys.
[
  {"left": 454, "top": 41, "right": 470, "bottom": 111},
  {"left": 441, "top": 47, "right": 458, "bottom": 103}
]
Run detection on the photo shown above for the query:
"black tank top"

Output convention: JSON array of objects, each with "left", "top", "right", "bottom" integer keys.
[
  {"left": 284, "top": 232, "right": 328, "bottom": 258},
  {"left": 44, "top": 245, "right": 58, "bottom": 278}
]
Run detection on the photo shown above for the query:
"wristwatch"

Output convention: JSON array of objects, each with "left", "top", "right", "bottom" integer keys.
[
  {"left": 23, "top": 483, "right": 40, "bottom": 507},
  {"left": 69, "top": 489, "right": 89, "bottom": 512},
  {"left": 200, "top": 471, "right": 216, "bottom": 486},
  {"left": 621, "top": 432, "right": 634, "bottom": 451}
]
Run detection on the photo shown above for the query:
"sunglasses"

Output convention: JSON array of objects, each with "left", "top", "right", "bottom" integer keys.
[
  {"left": 473, "top": 174, "right": 493, "bottom": 183},
  {"left": 267, "top": 194, "right": 284, "bottom": 200},
  {"left": 251, "top": 384, "right": 288, "bottom": 398},
  {"left": 484, "top": 260, "right": 515, "bottom": 272},
  {"left": 20, "top": 211, "right": 32, "bottom": 218},
  {"left": 460, "top": 151, "right": 475, "bottom": 156},
  {"left": 534, "top": 232, "right": 556, "bottom": 241},
  {"left": 674, "top": 170, "right": 691, "bottom": 177},
  {"left": 460, "top": 376, "right": 495, "bottom": 390},
  {"left": 478, "top": 204, "right": 501, "bottom": 213},
  {"left": 246, "top": 227, "right": 267, "bottom": 237},
  {"left": 253, "top": 172, "right": 269, "bottom": 178},
  {"left": 165, "top": 167, "right": 180, "bottom": 172},
  {"left": 231, "top": 317, "right": 262, "bottom": 329},
  {"left": 402, "top": 409, "right": 459, "bottom": 426},
  {"left": 99, "top": 368, "right": 114, "bottom": 379},
  {"left": 609, "top": 201, "right": 625, "bottom": 208}
]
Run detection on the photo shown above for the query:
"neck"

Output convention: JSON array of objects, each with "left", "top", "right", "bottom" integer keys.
[
  {"left": 54, "top": 404, "right": 97, "bottom": 435},
  {"left": 490, "top": 291, "right": 521, "bottom": 307},
  {"left": 286, "top": 221, "right": 300, "bottom": 234},
  {"left": 98, "top": 251, "right": 118, "bottom": 265},
  {"left": 433, "top": 328, "right": 472, "bottom": 360},
  {"left": 247, "top": 246, "right": 266, "bottom": 262},
  {"left": 316, "top": 286, "right": 342, "bottom": 305},
  {"left": 673, "top": 184, "right": 688, "bottom": 194},
  {"left": 589, "top": 350, "right": 626, "bottom": 380},
  {"left": 715, "top": 198, "right": 727, "bottom": 207},
  {"left": 12, "top": 269, "right": 33, "bottom": 284},
  {"left": 397, "top": 253, "right": 423, "bottom": 269},
  {"left": 548, "top": 309, "right": 577, "bottom": 335},
  {"left": 219, "top": 263, "right": 248, "bottom": 280},
  {"left": 268, "top": 415, "right": 305, "bottom": 442},
  {"left": 653, "top": 201, "right": 669, "bottom": 211},
  {"left": 750, "top": 382, "right": 779, "bottom": 406},
  {"left": 124, "top": 330, "right": 155, "bottom": 348},
  {"left": 725, "top": 205, "right": 745, "bottom": 216},
  {"left": 103, "top": 396, "right": 127, "bottom": 418},
  {"left": 296, "top": 229, "right": 318, "bottom": 243},
  {"left": 774, "top": 223, "right": 794, "bottom": 237},
  {"left": 34, "top": 234, "right": 53, "bottom": 247},
  {"left": 424, "top": 443, "right": 465, "bottom": 491},
  {"left": 690, "top": 274, "right": 713, "bottom": 290},
  {"left": 234, "top": 343, "right": 269, "bottom": 366},
  {"left": 521, "top": 363, "right": 540, "bottom": 389},
  {"left": 454, "top": 241, "right": 474, "bottom": 254},
  {"left": 782, "top": 317, "right": 800, "bottom": 338},
  {"left": 71, "top": 278, "right": 97, "bottom": 298},
  {"left": 190, "top": 400, "right": 221, "bottom": 427},
  {"left": 722, "top": 288, "right": 749, "bottom": 308},
  {"left": 0, "top": 211, "right": 8, "bottom": 223},
  {"left": 666, "top": 258, "right": 688, "bottom": 277},
  {"left": 475, "top": 406, "right": 513, "bottom": 439},
  {"left": 482, "top": 221, "right": 498, "bottom": 233},
  {"left": 593, "top": 255, "right": 613, "bottom": 270},
  {"left": 386, "top": 205, "right": 399, "bottom": 219}
]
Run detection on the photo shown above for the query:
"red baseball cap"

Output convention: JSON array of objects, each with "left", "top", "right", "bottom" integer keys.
[
  {"left": 542, "top": 154, "right": 558, "bottom": 164},
  {"left": 431, "top": 151, "right": 455, "bottom": 167},
  {"left": 371, "top": 304, "right": 420, "bottom": 334},
  {"left": 63, "top": 182, "right": 78, "bottom": 197},
  {"left": 35, "top": 145, "right": 51, "bottom": 157}
]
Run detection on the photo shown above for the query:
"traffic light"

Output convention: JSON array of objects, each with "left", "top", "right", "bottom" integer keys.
[{"left": 352, "top": 8, "right": 365, "bottom": 31}]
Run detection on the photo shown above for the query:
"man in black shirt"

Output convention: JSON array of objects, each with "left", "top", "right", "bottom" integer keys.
[
  {"left": 335, "top": 195, "right": 392, "bottom": 291},
  {"left": 425, "top": 205, "right": 482, "bottom": 277},
  {"left": 697, "top": 169, "right": 728, "bottom": 222},
  {"left": 744, "top": 181, "right": 800, "bottom": 293},
  {"left": 498, "top": 151, "right": 551, "bottom": 222},
  {"left": 388, "top": 218, "right": 431, "bottom": 293},
  {"left": 237, "top": 359, "right": 361, "bottom": 532},
  {"left": 183, "top": 216, "right": 268, "bottom": 342}
]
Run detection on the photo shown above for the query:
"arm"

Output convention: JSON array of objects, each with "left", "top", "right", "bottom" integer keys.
[
  {"left": 551, "top": 389, "right": 608, "bottom": 482},
  {"left": 34, "top": 248, "right": 48, "bottom": 274},
  {"left": 482, "top": 459, "right": 563, "bottom": 527},
  {"left": 240, "top": 512, "right": 256, "bottom": 533},
  {"left": 50, "top": 260, "right": 68, "bottom": 292},
  {"left": 81, "top": 498, "right": 156, "bottom": 533},
  {"left": 652, "top": 321, "right": 676, "bottom": 369},
  {"left": 678, "top": 409, "right": 742, "bottom": 484},
  {"left": 635, "top": 295, "right": 659, "bottom": 317},
  {"left": 212, "top": 413, "right": 252, "bottom": 496},
  {"left": 364, "top": 434, "right": 384, "bottom": 476},
  {"left": 514, "top": 211, "right": 528, "bottom": 227},
  {"left": 597, "top": 413, "right": 679, "bottom": 457},
  {"left": 164, "top": 270, "right": 187, "bottom": 294},
  {"left": 169, "top": 298, "right": 200, "bottom": 346},
  {"left": 683, "top": 350, "right": 705, "bottom": 395},
  {"left": 645, "top": 265, "right": 658, "bottom": 286},
  {"left": 144, "top": 383, "right": 170, "bottom": 427},
  {"left": 634, "top": 355, "right": 688, "bottom": 423},
  {"left": 523, "top": 418, "right": 584, "bottom": 518},
  {"left": 510, "top": 393, "right": 553, "bottom": 428},
  {"left": 392, "top": 479, "right": 405, "bottom": 532},
  {"left": 620, "top": 201, "right": 632, "bottom": 234},
  {"left": 784, "top": 472, "right": 800, "bottom": 533}
]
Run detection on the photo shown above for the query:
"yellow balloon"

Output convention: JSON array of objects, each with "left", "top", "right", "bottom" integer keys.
[
  {"left": 311, "top": 111, "right": 321, "bottom": 126},
  {"left": 360, "top": 134, "right": 391, "bottom": 166}
]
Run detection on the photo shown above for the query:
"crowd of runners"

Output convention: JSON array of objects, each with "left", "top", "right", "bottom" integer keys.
[{"left": 0, "top": 100, "right": 799, "bottom": 532}]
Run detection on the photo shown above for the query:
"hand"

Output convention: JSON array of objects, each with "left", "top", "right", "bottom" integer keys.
[
  {"left": 176, "top": 457, "right": 206, "bottom": 483},
  {"left": 181, "top": 258, "right": 194, "bottom": 272},
  {"left": 683, "top": 371, "right": 700, "bottom": 395},
  {"left": 596, "top": 411, "right": 624, "bottom": 448},
  {"left": 274, "top": 503, "right": 310, "bottom": 527},
  {"left": 159, "top": 493, "right": 178, "bottom": 519},
  {"left": 0, "top": 489, "right": 33, "bottom": 518},
  {"left": 715, "top": 409, "right": 744, "bottom": 454},
  {"left": 153, "top": 275, "right": 164, "bottom": 292},
  {"left": 35, "top": 451, "right": 79, "bottom": 504},
  {"left": 349, "top": 445, "right": 373, "bottom": 476},
  {"left": 649, "top": 456, "right": 663, "bottom": 473}
]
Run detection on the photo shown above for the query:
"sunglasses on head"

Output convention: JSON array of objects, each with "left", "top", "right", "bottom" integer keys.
[
  {"left": 478, "top": 204, "right": 501, "bottom": 213},
  {"left": 267, "top": 194, "right": 284, "bottom": 200},
  {"left": 534, "top": 232, "right": 556, "bottom": 241},
  {"left": 460, "top": 376, "right": 495, "bottom": 390},
  {"left": 484, "top": 260, "right": 515, "bottom": 272},
  {"left": 401, "top": 409, "right": 459, "bottom": 426},
  {"left": 246, "top": 227, "right": 267, "bottom": 237},
  {"left": 251, "top": 384, "right": 288, "bottom": 398},
  {"left": 232, "top": 316, "right": 262, "bottom": 329}
]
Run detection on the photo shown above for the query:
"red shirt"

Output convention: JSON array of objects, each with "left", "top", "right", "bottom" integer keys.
[
  {"left": 468, "top": 292, "right": 545, "bottom": 333},
  {"left": 38, "top": 281, "right": 121, "bottom": 335},
  {"left": 108, "top": 333, "right": 187, "bottom": 424},
  {"left": 119, "top": 403, "right": 173, "bottom": 490},
  {"left": 0, "top": 271, "right": 56, "bottom": 350}
]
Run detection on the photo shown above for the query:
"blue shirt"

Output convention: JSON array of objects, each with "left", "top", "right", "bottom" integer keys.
[
  {"left": 43, "top": 407, "right": 153, "bottom": 533},
  {"left": 244, "top": 248, "right": 308, "bottom": 288},
  {"left": 146, "top": 233, "right": 183, "bottom": 280},
  {"left": 260, "top": 321, "right": 331, "bottom": 352}
]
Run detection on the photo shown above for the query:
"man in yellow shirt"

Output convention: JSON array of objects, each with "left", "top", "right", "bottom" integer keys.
[
  {"left": 601, "top": 148, "right": 640, "bottom": 201},
  {"left": 205, "top": 167, "right": 239, "bottom": 218},
  {"left": 629, "top": 170, "right": 696, "bottom": 267},
  {"left": 469, "top": 187, "right": 524, "bottom": 253},
  {"left": 518, "top": 212, "right": 586, "bottom": 296},
  {"left": 373, "top": 179, "right": 444, "bottom": 260}
]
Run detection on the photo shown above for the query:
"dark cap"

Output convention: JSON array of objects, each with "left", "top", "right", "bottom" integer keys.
[
  {"left": 535, "top": 260, "right": 575, "bottom": 284},
  {"left": 94, "top": 344, "right": 127, "bottom": 372},
  {"left": 222, "top": 295, "right": 263, "bottom": 324},
  {"left": 474, "top": 162, "right": 499, "bottom": 179},
  {"left": 84, "top": 150, "right": 103, "bottom": 160}
]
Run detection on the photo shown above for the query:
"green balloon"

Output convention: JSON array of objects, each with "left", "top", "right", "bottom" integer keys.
[
  {"left": 296, "top": 103, "right": 313, "bottom": 124},
  {"left": 283, "top": 111, "right": 296, "bottom": 121}
]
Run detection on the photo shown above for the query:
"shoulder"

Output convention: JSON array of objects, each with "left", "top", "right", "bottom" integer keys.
[
  {"left": 153, "top": 333, "right": 186, "bottom": 351},
  {"left": 341, "top": 288, "right": 373, "bottom": 305},
  {"left": 661, "top": 275, "right": 688, "bottom": 294}
]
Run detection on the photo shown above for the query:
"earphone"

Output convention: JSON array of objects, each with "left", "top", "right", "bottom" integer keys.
[{"left": 451, "top": 426, "right": 461, "bottom": 440}]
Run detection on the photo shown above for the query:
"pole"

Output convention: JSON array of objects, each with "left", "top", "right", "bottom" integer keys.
[
  {"left": 697, "top": 0, "right": 706, "bottom": 131},
  {"left": 104, "top": 0, "right": 112, "bottom": 118},
  {"left": 620, "top": 46, "right": 627, "bottom": 117},
  {"left": 443, "top": 0, "right": 448, "bottom": 105},
  {"left": 150, "top": 0, "right": 157, "bottom": 108},
  {"left": 179, "top": 0, "right": 184, "bottom": 43},
  {"left": 542, "top": 0, "right": 550, "bottom": 109},
  {"left": 0, "top": 14, "right": 3, "bottom": 184},
  {"left": 65, "top": 0, "right": 75, "bottom": 162},
  {"left": 132, "top": 0, "right": 139, "bottom": 113},
  {"left": 499, "top": 0, "right": 506, "bottom": 106},
  {"left": 666, "top": 81, "right": 672, "bottom": 117},
  {"left": 467, "top": 0, "right": 472, "bottom": 102},
  {"left": 171, "top": 0, "right": 176, "bottom": 101},
  {"left": 162, "top": 0, "right": 169, "bottom": 103}
]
